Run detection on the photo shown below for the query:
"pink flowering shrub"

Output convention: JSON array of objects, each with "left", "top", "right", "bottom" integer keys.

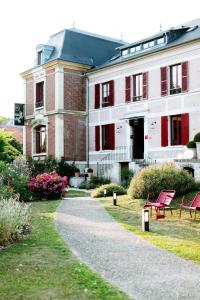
[{"left": 28, "top": 171, "right": 68, "bottom": 200}]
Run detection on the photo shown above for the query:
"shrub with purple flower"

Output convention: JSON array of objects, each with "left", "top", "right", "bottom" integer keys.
[{"left": 28, "top": 171, "right": 68, "bottom": 199}]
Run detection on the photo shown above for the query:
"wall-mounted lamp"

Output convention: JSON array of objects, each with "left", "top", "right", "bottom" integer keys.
[
  {"left": 113, "top": 191, "right": 117, "bottom": 206},
  {"left": 142, "top": 209, "right": 149, "bottom": 232}
]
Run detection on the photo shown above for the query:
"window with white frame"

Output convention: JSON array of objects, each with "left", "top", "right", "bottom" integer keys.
[{"left": 35, "top": 125, "right": 46, "bottom": 153}]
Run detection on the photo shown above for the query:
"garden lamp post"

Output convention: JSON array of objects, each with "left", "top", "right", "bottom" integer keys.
[
  {"left": 142, "top": 209, "right": 149, "bottom": 232},
  {"left": 113, "top": 191, "right": 117, "bottom": 206},
  {"left": 104, "top": 189, "right": 107, "bottom": 198}
]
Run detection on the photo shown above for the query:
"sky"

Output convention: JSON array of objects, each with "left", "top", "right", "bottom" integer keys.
[{"left": 0, "top": 0, "right": 200, "bottom": 118}]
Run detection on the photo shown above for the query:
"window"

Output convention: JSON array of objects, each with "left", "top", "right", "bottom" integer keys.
[
  {"left": 149, "top": 40, "right": 155, "bottom": 47},
  {"left": 36, "top": 81, "right": 44, "bottom": 108},
  {"left": 37, "top": 51, "right": 42, "bottom": 65},
  {"left": 133, "top": 74, "right": 143, "bottom": 101},
  {"left": 160, "top": 62, "right": 188, "bottom": 97},
  {"left": 102, "top": 124, "right": 115, "bottom": 150},
  {"left": 95, "top": 124, "right": 115, "bottom": 151},
  {"left": 35, "top": 126, "right": 46, "bottom": 153},
  {"left": 130, "top": 47, "right": 135, "bottom": 53},
  {"left": 102, "top": 83, "right": 110, "bottom": 107},
  {"left": 157, "top": 37, "right": 165, "bottom": 45},
  {"left": 170, "top": 64, "right": 182, "bottom": 94},
  {"left": 143, "top": 43, "right": 149, "bottom": 50},
  {"left": 102, "top": 125, "right": 110, "bottom": 150},
  {"left": 135, "top": 45, "right": 141, "bottom": 52},
  {"left": 122, "top": 49, "right": 129, "bottom": 56},
  {"left": 171, "top": 115, "right": 182, "bottom": 145},
  {"left": 161, "top": 113, "right": 189, "bottom": 147},
  {"left": 94, "top": 81, "right": 114, "bottom": 109}
]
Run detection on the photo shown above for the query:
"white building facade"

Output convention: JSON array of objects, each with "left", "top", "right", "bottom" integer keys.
[{"left": 87, "top": 23, "right": 200, "bottom": 181}]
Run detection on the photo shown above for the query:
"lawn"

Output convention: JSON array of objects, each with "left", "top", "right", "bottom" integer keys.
[
  {"left": 0, "top": 191, "right": 129, "bottom": 300},
  {"left": 98, "top": 191, "right": 200, "bottom": 264}
]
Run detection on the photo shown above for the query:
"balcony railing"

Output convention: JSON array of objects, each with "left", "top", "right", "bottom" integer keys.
[{"left": 97, "top": 146, "right": 156, "bottom": 177}]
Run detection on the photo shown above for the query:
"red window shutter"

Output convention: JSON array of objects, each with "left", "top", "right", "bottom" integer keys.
[
  {"left": 95, "top": 84, "right": 100, "bottom": 109},
  {"left": 125, "top": 76, "right": 131, "bottom": 102},
  {"left": 161, "top": 116, "right": 168, "bottom": 147},
  {"left": 142, "top": 72, "right": 148, "bottom": 100},
  {"left": 182, "top": 61, "right": 188, "bottom": 92},
  {"left": 95, "top": 126, "right": 100, "bottom": 151},
  {"left": 160, "top": 67, "right": 168, "bottom": 96},
  {"left": 181, "top": 113, "right": 189, "bottom": 145},
  {"left": 109, "top": 123, "right": 115, "bottom": 150},
  {"left": 109, "top": 80, "right": 114, "bottom": 106}
]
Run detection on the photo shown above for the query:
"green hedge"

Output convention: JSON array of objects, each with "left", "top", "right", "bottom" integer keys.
[
  {"left": 127, "top": 163, "right": 196, "bottom": 199},
  {"left": 91, "top": 183, "right": 126, "bottom": 198}
]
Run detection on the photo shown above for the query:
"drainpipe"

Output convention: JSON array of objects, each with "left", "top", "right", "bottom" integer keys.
[{"left": 85, "top": 74, "right": 90, "bottom": 168}]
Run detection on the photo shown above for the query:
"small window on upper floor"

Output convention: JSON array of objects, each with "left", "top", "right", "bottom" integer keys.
[
  {"left": 157, "top": 37, "right": 165, "bottom": 45},
  {"left": 135, "top": 45, "right": 141, "bottom": 52},
  {"left": 149, "top": 40, "right": 155, "bottom": 47},
  {"left": 37, "top": 51, "right": 43, "bottom": 65},
  {"left": 122, "top": 49, "right": 129, "bottom": 56},
  {"left": 36, "top": 81, "right": 44, "bottom": 108},
  {"left": 143, "top": 42, "right": 149, "bottom": 50},
  {"left": 130, "top": 47, "right": 136, "bottom": 53}
]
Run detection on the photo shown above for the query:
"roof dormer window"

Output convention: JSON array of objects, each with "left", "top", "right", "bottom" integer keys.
[
  {"left": 122, "top": 49, "right": 129, "bottom": 56},
  {"left": 37, "top": 50, "right": 43, "bottom": 65},
  {"left": 157, "top": 37, "right": 165, "bottom": 45}
]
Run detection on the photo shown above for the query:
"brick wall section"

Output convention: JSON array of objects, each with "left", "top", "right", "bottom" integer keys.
[
  {"left": 46, "top": 69, "right": 55, "bottom": 111},
  {"left": 26, "top": 77, "right": 34, "bottom": 116},
  {"left": 64, "top": 114, "right": 86, "bottom": 161},
  {"left": 25, "top": 124, "right": 32, "bottom": 157},
  {"left": 64, "top": 68, "right": 86, "bottom": 111},
  {"left": 47, "top": 115, "right": 55, "bottom": 157}
]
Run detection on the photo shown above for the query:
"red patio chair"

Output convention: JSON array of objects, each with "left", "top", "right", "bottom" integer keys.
[
  {"left": 180, "top": 192, "right": 200, "bottom": 219},
  {"left": 144, "top": 190, "right": 176, "bottom": 218}
]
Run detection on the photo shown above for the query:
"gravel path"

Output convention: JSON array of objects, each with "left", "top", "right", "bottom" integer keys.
[{"left": 56, "top": 197, "right": 200, "bottom": 300}]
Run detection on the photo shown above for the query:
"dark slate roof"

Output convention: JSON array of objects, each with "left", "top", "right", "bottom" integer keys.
[
  {"left": 38, "top": 28, "right": 126, "bottom": 67},
  {"left": 91, "top": 19, "right": 200, "bottom": 71}
]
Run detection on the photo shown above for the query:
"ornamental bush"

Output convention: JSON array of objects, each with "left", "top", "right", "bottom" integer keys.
[
  {"left": 91, "top": 183, "right": 126, "bottom": 198},
  {"left": 127, "top": 162, "right": 196, "bottom": 199},
  {"left": 28, "top": 171, "right": 68, "bottom": 200},
  {"left": 0, "top": 197, "right": 31, "bottom": 246}
]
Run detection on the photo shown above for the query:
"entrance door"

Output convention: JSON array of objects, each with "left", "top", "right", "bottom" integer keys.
[{"left": 130, "top": 118, "right": 144, "bottom": 159}]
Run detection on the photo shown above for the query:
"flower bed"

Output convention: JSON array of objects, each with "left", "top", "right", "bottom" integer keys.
[{"left": 28, "top": 171, "right": 68, "bottom": 200}]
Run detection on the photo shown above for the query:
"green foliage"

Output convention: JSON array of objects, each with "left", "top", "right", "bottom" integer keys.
[
  {"left": 127, "top": 162, "right": 196, "bottom": 199},
  {"left": 0, "top": 184, "right": 15, "bottom": 200},
  {"left": 0, "top": 197, "right": 30, "bottom": 246},
  {"left": 57, "top": 157, "right": 77, "bottom": 178},
  {"left": 0, "top": 131, "right": 22, "bottom": 163},
  {"left": 79, "top": 181, "right": 96, "bottom": 189},
  {"left": 121, "top": 168, "right": 134, "bottom": 188},
  {"left": 28, "top": 156, "right": 78, "bottom": 178},
  {"left": 187, "top": 140, "right": 196, "bottom": 148},
  {"left": 79, "top": 176, "right": 110, "bottom": 190},
  {"left": 27, "top": 156, "right": 58, "bottom": 177},
  {"left": 91, "top": 183, "right": 126, "bottom": 198},
  {"left": 194, "top": 132, "right": 200, "bottom": 143},
  {"left": 0, "top": 161, "right": 6, "bottom": 173},
  {"left": 12, "top": 176, "right": 32, "bottom": 202}
]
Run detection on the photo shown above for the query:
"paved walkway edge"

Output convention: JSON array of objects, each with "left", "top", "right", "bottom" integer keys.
[{"left": 56, "top": 197, "right": 200, "bottom": 300}]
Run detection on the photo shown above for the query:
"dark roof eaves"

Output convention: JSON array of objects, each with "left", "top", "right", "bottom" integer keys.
[{"left": 87, "top": 37, "right": 200, "bottom": 74}]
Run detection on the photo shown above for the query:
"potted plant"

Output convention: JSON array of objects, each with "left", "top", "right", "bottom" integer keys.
[
  {"left": 74, "top": 167, "right": 80, "bottom": 177},
  {"left": 194, "top": 133, "right": 200, "bottom": 159},
  {"left": 185, "top": 140, "right": 197, "bottom": 159}
]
